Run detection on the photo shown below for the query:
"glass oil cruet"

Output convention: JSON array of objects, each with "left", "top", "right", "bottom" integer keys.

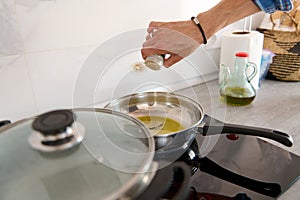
[{"left": 220, "top": 52, "right": 257, "bottom": 106}]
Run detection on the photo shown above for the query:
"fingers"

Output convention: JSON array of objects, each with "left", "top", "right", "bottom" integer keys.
[
  {"left": 145, "top": 34, "right": 152, "bottom": 41},
  {"left": 146, "top": 21, "right": 165, "bottom": 40},
  {"left": 164, "top": 54, "right": 183, "bottom": 67},
  {"left": 147, "top": 21, "right": 166, "bottom": 33},
  {"left": 143, "top": 21, "right": 192, "bottom": 67},
  {"left": 141, "top": 47, "right": 168, "bottom": 60},
  {"left": 142, "top": 33, "right": 166, "bottom": 59},
  {"left": 145, "top": 31, "right": 158, "bottom": 40},
  {"left": 141, "top": 47, "right": 183, "bottom": 67}
]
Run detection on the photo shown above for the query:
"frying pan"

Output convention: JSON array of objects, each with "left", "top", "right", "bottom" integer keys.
[
  {"left": 104, "top": 92, "right": 293, "bottom": 151},
  {"left": 105, "top": 92, "right": 289, "bottom": 198}
]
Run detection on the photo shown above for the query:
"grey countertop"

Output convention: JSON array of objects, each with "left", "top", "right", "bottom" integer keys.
[{"left": 177, "top": 79, "right": 300, "bottom": 199}]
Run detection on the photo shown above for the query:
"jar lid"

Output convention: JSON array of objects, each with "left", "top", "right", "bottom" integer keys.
[
  {"left": 0, "top": 108, "right": 155, "bottom": 200},
  {"left": 235, "top": 52, "right": 249, "bottom": 57}
]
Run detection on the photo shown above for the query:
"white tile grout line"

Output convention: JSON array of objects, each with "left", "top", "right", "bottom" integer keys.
[
  {"left": 2, "top": 0, "right": 100, "bottom": 58},
  {"left": 6, "top": 1, "right": 101, "bottom": 114},
  {"left": 12, "top": 0, "right": 38, "bottom": 114},
  {"left": 0, "top": 43, "right": 100, "bottom": 59}
]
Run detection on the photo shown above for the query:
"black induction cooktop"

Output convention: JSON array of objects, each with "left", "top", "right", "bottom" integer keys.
[{"left": 190, "top": 134, "right": 300, "bottom": 200}]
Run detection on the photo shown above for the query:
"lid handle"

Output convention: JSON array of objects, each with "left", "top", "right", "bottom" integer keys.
[
  {"left": 29, "top": 109, "right": 85, "bottom": 152},
  {"left": 32, "top": 109, "right": 75, "bottom": 135}
]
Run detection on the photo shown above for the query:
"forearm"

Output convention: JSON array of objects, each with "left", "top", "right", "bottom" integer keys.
[
  {"left": 196, "top": 0, "right": 261, "bottom": 39},
  {"left": 142, "top": 0, "right": 262, "bottom": 66}
]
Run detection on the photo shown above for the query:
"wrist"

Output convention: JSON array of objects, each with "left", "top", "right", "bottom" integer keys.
[
  {"left": 195, "top": 12, "right": 221, "bottom": 41},
  {"left": 191, "top": 16, "right": 207, "bottom": 44}
]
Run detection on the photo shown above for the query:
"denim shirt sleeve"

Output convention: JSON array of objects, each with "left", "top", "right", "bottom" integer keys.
[{"left": 252, "top": 0, "right": 293, "bottom": 13}]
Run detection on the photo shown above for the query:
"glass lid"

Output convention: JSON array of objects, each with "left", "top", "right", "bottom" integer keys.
[{"left": 0, "top": 108, "right": 155, "bottom": 200}]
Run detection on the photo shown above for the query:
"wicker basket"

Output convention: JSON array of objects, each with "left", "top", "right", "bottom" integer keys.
[{"left": 257, "top": 2, "right": 300, "bottom": 81}]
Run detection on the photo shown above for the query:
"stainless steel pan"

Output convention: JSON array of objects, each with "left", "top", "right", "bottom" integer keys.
[{"left": 105, "top": 92, "right": 293, "bottom": 151}]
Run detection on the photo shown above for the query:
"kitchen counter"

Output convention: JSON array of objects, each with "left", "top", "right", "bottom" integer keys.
[{"left": 177, "top": 79, "right": 300, "bottom": 199}]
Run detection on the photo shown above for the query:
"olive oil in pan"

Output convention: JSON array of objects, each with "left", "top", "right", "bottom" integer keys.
[
  {"left": 137, "top": 116, "right": 184, "bottom": 135},
  {"left": 220, "top": 87, "right": 255, "bottom": 106}
]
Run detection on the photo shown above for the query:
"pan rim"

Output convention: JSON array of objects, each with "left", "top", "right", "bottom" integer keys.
[{"left": 104, "top": 91, "right": 205, "bottom": 137}]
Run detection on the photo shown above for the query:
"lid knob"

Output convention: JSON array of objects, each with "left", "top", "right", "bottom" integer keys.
[
  {"left": 32, "top": 110, "right": 75, "bottom": 135},
  {"left": 29, "top": 109, "right": 85, "bottom": 152}
]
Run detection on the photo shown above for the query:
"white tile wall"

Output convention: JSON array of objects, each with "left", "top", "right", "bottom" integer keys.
[
  {"left": 15, "top": 0, "right": 187, "bottom": 52},
  {"left": 0, "top": 55, "right": 36, "bottom": 121},
  {"left": 0, "top": 0, "right": 23, "bottom": 56},
  {"left": 1, "top": 0, "right": 265, "bottom": 121},
  {"left": 26, "top": 45, "right": 96, "bottom": 114}
]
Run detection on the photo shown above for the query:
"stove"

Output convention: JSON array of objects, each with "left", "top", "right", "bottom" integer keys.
[{"left": 189, "top": 134, "right": 300, "bottom": 199}]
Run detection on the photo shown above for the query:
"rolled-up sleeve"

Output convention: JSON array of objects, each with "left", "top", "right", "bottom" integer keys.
[{"left": 252, "top": 0, "right": 293, "bottom": 13}]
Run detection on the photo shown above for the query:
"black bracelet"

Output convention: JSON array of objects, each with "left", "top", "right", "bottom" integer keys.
[{"left": 191, "top": 16, "right": 207, "bottom": 44}]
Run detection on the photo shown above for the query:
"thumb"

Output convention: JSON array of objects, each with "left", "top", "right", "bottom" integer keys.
[{"left": 163, "top": 54, "right": 183, "bottom": 67}]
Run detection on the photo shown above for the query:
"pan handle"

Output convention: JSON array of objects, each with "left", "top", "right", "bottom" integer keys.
[
  {"left": 201, "top": 115, "right": 293, "bottom": 147},
  {"left": 198, "top": 156, "right": 282, "bottom": 198}
]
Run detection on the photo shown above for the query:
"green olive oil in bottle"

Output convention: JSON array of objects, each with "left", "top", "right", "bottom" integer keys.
[{"left": 220, "top": 52, "right": 257, "bottom": 106}]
